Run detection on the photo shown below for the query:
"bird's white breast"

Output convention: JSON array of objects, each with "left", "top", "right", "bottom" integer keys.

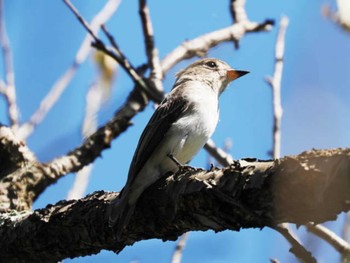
[{"left": 167, "top": 82, "right": 219, "bottom": 164}]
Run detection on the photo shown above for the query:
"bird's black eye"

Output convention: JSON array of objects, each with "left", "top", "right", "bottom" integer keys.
[{"left": 205, "top": 61, "right": 217, "bottom": 68}]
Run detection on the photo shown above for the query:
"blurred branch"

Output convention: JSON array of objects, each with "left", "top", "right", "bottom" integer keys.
[
  {"left": 139, "top": 0, "right": 164, "bottom": 94},
  {"left": 322, "top": 0, "right": 350, "bottom": 32},
  {"left": 97, "top": 25, "right": 163, "bottom": 102},
  {"left": 274, "top": 225, "right": 316, "bottom": 263},
  {"left": 171, "top": 232, "right": 189, "bottom": 263},
  {"left": 161, "top": 18, "right": 274, "bottom": 74},
  {"left": 204, "top": 139, "right": 233, "bottom": 167},
  {"left": 230, "top": 0, "right": 248, "bottom": 24},
  {"left": 67, "top": 65, "right": 116, "bottom": 199},
  {"left": 306, "top": 223, "right": 350, "bottom": 257},
  {"left": 0, "top": 0, "right": 19, "bottom": 129},
  {"left": 18, "top": 0, "right": 121, "bottom": 140},
  {"left": 344, "top": 213, "right": 350, "bottom": 246},
  {"left": 63, "top": 0, "right": 162, "bottom": 102},
  {"left": 266, "top": 16, "right": 288, "bottom": 159},
  {"left": 265, "top": 16, "right": 313, "bottom": 262}
]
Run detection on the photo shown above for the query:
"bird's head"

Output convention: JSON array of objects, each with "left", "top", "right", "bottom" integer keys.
[{"left": 176, "top": 58, "right": 249, "bottom": 95}]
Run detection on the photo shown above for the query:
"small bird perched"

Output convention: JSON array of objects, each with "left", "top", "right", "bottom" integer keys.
[{"left": 109, "top": 58, "right": 248, "bottom": 233}]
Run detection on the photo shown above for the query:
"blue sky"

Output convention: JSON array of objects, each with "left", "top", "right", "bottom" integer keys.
[{"left": 1, "top": 0, "right": 350, "bottom": 262}]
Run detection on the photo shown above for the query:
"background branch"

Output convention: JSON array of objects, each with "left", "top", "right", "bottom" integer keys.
[
  {"left": 266, "top": 16, "right": 288, "bottom": 159},
  {"left": 171, "top": 232, "right": 189, "bottom": 263},
  {"left": 139, "top": 0, "right": 164, "bottom": 93},
  {"left": 0, "top": 0, "right": 19, "bottom": 129},
  {"left": 18, "top": 0, "right": 121, "bottom": 140},
  {"left": 306, "top": 222, "right": 350, "bottom": 255}
]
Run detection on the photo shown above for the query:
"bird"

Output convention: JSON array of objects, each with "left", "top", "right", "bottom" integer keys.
[{"left": 109, "top": 58, "right": 249, "bottom": 234}]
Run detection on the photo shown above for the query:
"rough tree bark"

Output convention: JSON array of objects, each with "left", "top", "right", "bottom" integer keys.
[{"left": 1, "top": 148, "right": 349, "bottom": 262}]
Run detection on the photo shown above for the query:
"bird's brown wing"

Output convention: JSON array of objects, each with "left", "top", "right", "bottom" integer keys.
[{"left": 126, "top": 94, "right": 190, "bottom": 185}]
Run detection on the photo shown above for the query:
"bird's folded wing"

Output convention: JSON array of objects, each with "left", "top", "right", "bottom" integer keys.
[{"left": 127, "top": 95, "right": 191, "bottom": 185}]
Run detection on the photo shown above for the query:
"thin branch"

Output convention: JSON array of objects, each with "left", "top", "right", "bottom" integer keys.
[
  {"left": 67, "top": 165, "right": 93, "bottom": 200},
  {"left": 160, "top": 20, "right": 274, "bottom": 75},
  {"left": 45, "top": 87, "right": 147, "bottom": 182},
  {"left": 343, "top": 213, "right": 350, "bottom": 244},
  {"left": 266, "top": 16, "right": 289, "bottom": 159},
  {"left": 63, "top": 0, "right": 162, "bottom": 102},
  {"left": 67, "top": 77, "right": 114, "bottom": 199},
  {"left": 171, "top": 232, "right": 189, "bottom": 263},
  {"left": 18, "top": 0, "right": 121, "bottom": 140},
  {"left": 62, "top": 0, "right": 99, "bottom": 42},
  {"left": 0, "top": 0, "right": 19, "bottom": 129},
  {"left": 306, "top": 223, "right": 350, "bottom": 255},
  {"left": 322, "top": 1, "right": 350, "bottom": 32},
  {"left": 265, "top": 16, "right": 310, "bottom": 262},
  {"left": 99, "top": 25, "right": 163, "bottom": 102},
  {"left": 274, "top": 225, "right": 316, "bottom": 263},
  {"left": 230, "top": 0, "right": 248, "bottom": 24},
  {"left": 139, "top": 0, "right": 163, "bottom": 93},
  {"left": 204, "top": 139, "right": 233, "bottom": 167}
]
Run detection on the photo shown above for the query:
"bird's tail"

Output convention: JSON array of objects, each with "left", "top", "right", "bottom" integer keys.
[{"left": 108, "top": 189, "right": 136, "bottom": 237}]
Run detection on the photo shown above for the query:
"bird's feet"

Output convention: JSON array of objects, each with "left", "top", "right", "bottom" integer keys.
[{"left": 167, "top": 153, "right": 196, "bottom": 173}]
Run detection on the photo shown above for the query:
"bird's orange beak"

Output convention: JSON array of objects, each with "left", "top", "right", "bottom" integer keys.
[{"left": 227, "top": 70, "right": 249, "bottom": 81}]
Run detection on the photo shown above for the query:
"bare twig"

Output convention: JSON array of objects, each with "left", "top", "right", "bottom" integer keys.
[
  {"left": 265, "top": 16, "right": 312, "bottom": 263},
  {"left": 62, "top": 0, "right": 99, "bottom": 42},
  {"left": 171, "top": 232, "right": 189, "bottom": 263},
  {"left": 322, "top": 1, "right": 350, "bottom": 32},
  {"left": 67, "top": 76, "right": 115, "bottom": 199},
  {"left": 0, "top": 0, "right": 19, "bottom": 129},
  {"left": 161, "top": 19, "right": 273, "bottom": 75},
  {"left": 306, "top": 223, "right": 350, "bottom": 256},
  {"left": 18, "top": 0, "right": 121, "bottom": 140},
  {"left": 63, "top": 0, "right": 161, "bottom": 101},
  {"left": 230, "top": 0, "right": 248, "bottom": 24},
  {"left": 139, "top": 0, "right": 163, "bottom": 93},
  {"left": 99, "top": 25, "right": 163, "bottom": 102},
  {"left": 274, "top": 225, "right": 316, "bottom": 263},
  {"left": 343, "top": 213, "right": 350, "bottom": 244},
  {"left": 67, "top": 165, "right": 93, "bottom": 200},
  {"left": 204, "top": 139, "right": 233, "bottom": 167},
  {"left": 266, "top": 16, "right": 289, "bottom": 159}
]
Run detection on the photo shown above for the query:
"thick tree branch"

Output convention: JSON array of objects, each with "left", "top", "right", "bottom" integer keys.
[
  {"left": 1, "top": 148, "right": 350, "bottom": 262},
  {"left": 0, "top": 125, "right": 36, "bottom": 179}
]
